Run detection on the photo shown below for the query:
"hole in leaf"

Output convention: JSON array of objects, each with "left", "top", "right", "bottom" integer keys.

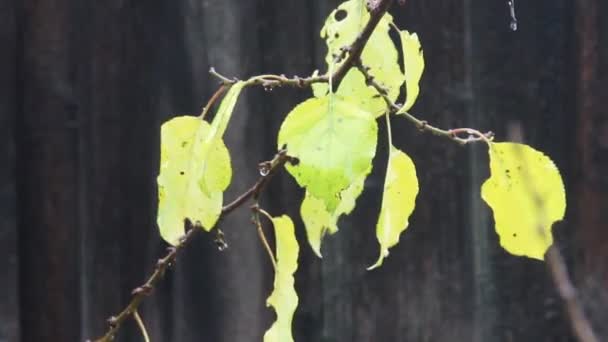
[{"left": 334, "top": 9, "right": 347, "bottom": 21}]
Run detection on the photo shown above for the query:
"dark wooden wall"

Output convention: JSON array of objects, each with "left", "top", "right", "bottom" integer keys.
[{"left": 1, "top": 1, "right": 607, "bottom": 341}]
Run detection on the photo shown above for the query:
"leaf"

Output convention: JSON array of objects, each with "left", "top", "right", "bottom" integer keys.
[
  {"left": 156, "top": 83, "right": 244, "bottom": 244},
  {"left": 396, "top": 31, "right": 425, "bottom": 113},
  {"left": 200, "top": 81, "right": 244, "bottom": 194},
  {"left": 157, "top": 116, "right": 232, "bottom": 245},
  {"left": 481, "top": 142, "right": 566, "bottom": 260},
  {"left": 278, "top": 95, "right": 377, "bottom": 212},
  {"left": 264, "top": 215, "right": 299, "bottom": 342},
  {"left": 300, "top": 169, "right": 367, "bottom": 257},
  {"left": 317, "top": 0, "right": 404, "bottom": 116},
  {"left": 208, "top": 81, "right": 245, "bottom": 139},
  {"left": 369, "top": 146, "right": 418, "bottom": 270}
]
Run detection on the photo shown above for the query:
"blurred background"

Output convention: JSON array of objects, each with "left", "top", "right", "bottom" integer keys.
[{"left": 1, "top": 0, "right": 607, "bottom": 341}]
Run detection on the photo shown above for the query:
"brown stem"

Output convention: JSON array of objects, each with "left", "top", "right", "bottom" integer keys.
[
  {"left": 199, "top": 84, "right": 227, "bottom": 120},
  {"left": 545, "top": 247, "right": 599, "bottom": 342},
  {"left": 355, "top": 61, "right": 493, "bottom": 146},
  {"left": 251, "top": 204, "right": 277, "bottom": 270},
  {"left": 330, "top": 0, "right": 395, "bottom": 90},
  {"left": 209, "top": 0, "right": 395, "bottom": 92},
  {"left": 89, "top": 149, "right": 292, "bottom": 342}
]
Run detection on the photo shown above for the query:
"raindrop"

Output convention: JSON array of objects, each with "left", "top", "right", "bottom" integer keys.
[
  {"left": 507, "top": 0, "right": 518, "bottom": 31},
  {"left": 259, "top": 163, "right": 270, "bottom": 176},
  {"left": 214, "top": 230, "right": 228, "bottom": 251},
  {"left": 216, "top": 241, "right": 228, "bottom": 251}
]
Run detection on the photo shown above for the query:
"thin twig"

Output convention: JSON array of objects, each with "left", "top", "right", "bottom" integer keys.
[
  {"left": 546, "top": 247, "right": 599, "bottom": 342},
  {"left": 251, "top": 204, "right": 277, "bottom": 270},
  {"left": 90, "top": 149, "right": 293, "bottom": 342},
  {"left": 355, "top": 61, "right": 494, "bottom": 145},
  {"left": 209, "top": 0, "right": 395, "bottom": 92},
  {"left": 199, "top": 85, "right": 227, "bottom": 120},
  {"left": 133, "top": 310, "right": 150, "bottom": 342},
  {"left": 210, "top": 67, "right": 328, "bottom": 90},
  {"left": 330, "top": 0, "right": 395, "bottom": 90}
]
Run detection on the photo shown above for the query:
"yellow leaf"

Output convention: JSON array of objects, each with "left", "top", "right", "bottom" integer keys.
[
  {"left": 157, "top": 116, "right": 231, "bottom": 245},
  {"left": 277, "top": 95, "right": 377, "bottom": 212},
  {"left": 156, "top": 83, "right": 244, "bottom": 244},
  {"left": 396, "top": 31, "right": 424, "bottom": 113},
  {"left": 369, "top": 146, "right": 418, "bottom": 269},
  {"left": 300, "top": 169, "right": 367, "bottom": 257},
  {"left": 317, "top": 0, "right": 404, "bottom": 116},
  {"left": 264, "top": 215, "right": 299, "bottom": 342},
  {"left": 481, "top": 142, "right": 566, "bottom": 260}
]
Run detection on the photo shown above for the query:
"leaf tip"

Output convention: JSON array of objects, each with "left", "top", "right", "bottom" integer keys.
[{"left": 367, "top": 250, "right": 388, "bottom": 271}]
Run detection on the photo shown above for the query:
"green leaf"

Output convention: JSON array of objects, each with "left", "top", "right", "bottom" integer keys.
[
  {"left": 278, "top": 95, "right": 377, "bottom": 212},
  {"left": 208, "top": 81, "right": 245, "bottom": 139},
  {"left": 156, "top": 82, "right": 244, "bottom": 244},
  {"left": 264, "top": 215, "right": 299, "bottom": 342},
  {"left": 481, "top": 142, "right": 566, "bottom": 260},
  {"left": 200, "top": 81, "right": 244, "bottom": 194},
  {"left": 369, "top": 146, "right": 418, "bottom": 270},
  {"left": 317, "top": 0, "right": 404, "bottom": 116},
  {"left": 157, "top": 116, "right": 232, "bottom": 244},
  {"left": 396, "top": 31, "right": 425, "bottom": 113},
  {"left": 300, "top": 169, "right": 367, "bottom": 257}
]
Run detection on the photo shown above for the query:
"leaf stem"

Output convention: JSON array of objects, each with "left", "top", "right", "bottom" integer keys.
[
  {"left": 385, "top": 110, "right": 393, "bottom": 148},
  {"left": 133, "top": 310, "right": 150, "bottom": 342},
  {"left": 252, "top": 205, "right": 277, "bottom": 270},
  {"left": 199, "top": 84, "right": 227, "bottom": 120}
]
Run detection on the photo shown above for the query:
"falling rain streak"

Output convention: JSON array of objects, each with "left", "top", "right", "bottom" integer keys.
[{"left": 507, "top": 0, "right": 518, "bottom": 31}]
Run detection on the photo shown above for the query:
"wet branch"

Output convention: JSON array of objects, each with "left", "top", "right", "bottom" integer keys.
[
  {"left": 210, "top": 0, "right": 395, "bottom": 92},
  {"left": 355, "top": 60, "right": 494, "bottom": 145},
  {"left": 90, "top": 149, "right": 294, "bottom": 342}
]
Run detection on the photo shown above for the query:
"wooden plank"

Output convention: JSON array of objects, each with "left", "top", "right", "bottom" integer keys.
[
  {"left": 169, "top": 1, "right": 271, "bottom": 341},
  {"left": 330, "top": 2, "right": 475, "bottom": 341},
  {"left": 573, "top": 0, "right": 608, "bottom": 336},
  {"left": 18, "top": 0, "right": 81, "bottom": 340},
  {"left": 467, "top": 0, "right": 577, "bottom": 340},
  {"left": 0, "top": 0, "right": 19, "bottom": 340}
]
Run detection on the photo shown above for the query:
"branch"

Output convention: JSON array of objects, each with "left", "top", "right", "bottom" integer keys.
[
  {"left": 89, "top": 149, "right": 294, "bottom": 342},
  {"left": 210, "top": 67, "right": 328, "bottom": 91},
  {"left": 210, "top": 0, "right": 395, "bottom": 92},
  {"left": 355, "top": 61, "right": 493, "bottom": 145},
  {"left": 330, "top": 0, "right": 395, "bottom": 90},
  {"left": 545, "top": 247, "right": 599, "bottom": 342}
]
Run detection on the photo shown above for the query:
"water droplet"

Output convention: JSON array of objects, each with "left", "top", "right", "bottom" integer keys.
[
  {"left": 214, "top": 229, "right": 228, "bottom": 251},
  {"left": 507, "top": 0, "right": 517, "bottom": 31},
  {"left": 259, "top": 164, "right": 270, "bottom": 176},
  {"left": 217, "top": 242, "right": 228, "bottom": 251}
]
